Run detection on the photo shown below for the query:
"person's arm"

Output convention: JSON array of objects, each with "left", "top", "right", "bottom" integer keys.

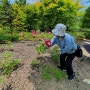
[{"left": 50, "top": 36, "right": 56, "bottom": 46}]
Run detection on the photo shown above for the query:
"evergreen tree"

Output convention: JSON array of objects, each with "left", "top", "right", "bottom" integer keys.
[
  {"left": 15, "top": 0, "right": 26, "bottom": 6},
  {"left": 82, "top": 5, "right": 90, "bottom": 28},
  {"left": 0, "top": 0, "right": 15, "bottom": 35}
]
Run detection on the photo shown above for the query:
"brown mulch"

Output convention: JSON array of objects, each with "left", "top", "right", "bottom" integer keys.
[{"left": 0, "top": 40, "right": 90, "bottom": 90}]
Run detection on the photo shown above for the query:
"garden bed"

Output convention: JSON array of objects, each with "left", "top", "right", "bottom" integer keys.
[{"left": 0, "top": 40, "right": 90, "bottom": 90}]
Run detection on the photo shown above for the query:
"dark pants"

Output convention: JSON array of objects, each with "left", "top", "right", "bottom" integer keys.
[{"left": 60, "top": 53, "right": 75, "bottom": 76}]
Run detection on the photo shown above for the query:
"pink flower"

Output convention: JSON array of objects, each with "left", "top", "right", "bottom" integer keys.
[
  {"left": 31, "top": 30, "right": 36, "bottom": 35},
  {"left": 48, "top": 32, "right": 51, "bottom": 34}
]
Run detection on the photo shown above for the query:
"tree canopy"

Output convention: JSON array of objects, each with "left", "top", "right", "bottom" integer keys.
[
  {"left": 0, "top": 0, "right": 86, "bottom": 32},
  {"left": 82, "top": 6, "right": 90, "bottom": 28},
  {"left": 0, "top": 0, "right": 14, "bottom": 34}
]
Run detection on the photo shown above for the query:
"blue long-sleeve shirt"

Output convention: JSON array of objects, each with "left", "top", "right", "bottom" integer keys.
[{"left": 51, "top": 33, "right": 77, "bottom": 54}]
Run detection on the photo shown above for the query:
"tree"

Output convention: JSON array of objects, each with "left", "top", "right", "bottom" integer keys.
[
  {"left": 0, "top": 0, "right": 15, "bottom": 35},
  {"left": 12, "top": 3, "right": 25, "bottom": 31},
  {"left": 15, "top": 0, "right": 26, "bottom": 6},
  {"left": 82, "top": 6, "right": 90, "bottom": 28},
  {"left": 23, "top": 2, "right": 43, "bottom": 31},
  {"left": 38, "top": 0, "right": 84, "bottom": 30}
]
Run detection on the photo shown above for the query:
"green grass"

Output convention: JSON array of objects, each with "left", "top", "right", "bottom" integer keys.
[
  {"left": 0, "top": 58, "right": 21, "bottom": 75},
  {"left": 0, "top": 76, "right": 3, "bottom": 83},
  {"left": 35, "top": 42, "right": 48, "bottom": 55},
  {"left": 50, "top": 46, "right": 60, "bottom": 62},
  {"left": 0, "top": 51, "right": 21, "bottom": 75},
  {"left": 30, "top": 59, "right": 39, "bottom": 68},
  {"left": 41, "top": 66, "right": 66, "bottom": 81},
  {"left": 19, "top": 31, "right": 54, "bottom": 41}
]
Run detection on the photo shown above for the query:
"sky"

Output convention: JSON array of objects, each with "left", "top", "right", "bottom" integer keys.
[
  {"left": 10, "top": 0, "right": 90, "bottom": 7},
  {"left": 80, "top": 0, "right": 90, "bottom": 7}
]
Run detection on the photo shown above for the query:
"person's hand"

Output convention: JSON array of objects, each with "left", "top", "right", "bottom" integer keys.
[{"left": 45, "top": 40, "right": 51, "bottom": 47}]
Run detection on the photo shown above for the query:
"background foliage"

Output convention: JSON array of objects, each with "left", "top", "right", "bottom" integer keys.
[{"left": 0, "top": 0, "right": 90, "bottom": 41}]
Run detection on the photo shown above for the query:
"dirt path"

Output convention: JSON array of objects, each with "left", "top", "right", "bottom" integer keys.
[
  {"left": 0, "top": 41, "right": 90, "bottom": 90},
  {"left": 82, "top": 41, "right": 90, "bottom": 54}
]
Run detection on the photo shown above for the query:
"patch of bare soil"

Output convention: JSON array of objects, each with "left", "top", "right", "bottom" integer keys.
[{"left": 0, "top": 40, "right": 90, "bottom": 90}]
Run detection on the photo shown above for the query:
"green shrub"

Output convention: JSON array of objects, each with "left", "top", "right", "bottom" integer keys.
[
  {"left": 10, "top": 34, "right": 19, "bottom": 41},
  {"left": 50, "top": 46, "right": 60, "bottom": 62},
  {"left": 36, "top": 42, "right": 48, "bottom": 55},
  {"left": 69, "top": 31, "right": 85, "bottom": 40},
  {"left": 69, "top": 24, "right": 80, "bottom": 32},
  {"left": 75, "top": 32, "right": 85, "bottom": 40},
  {"left": 0, "top": 59, "right": 20, "bottom": 75},
  {"left": 0, "top": 34, "right": 19, "bottom": 43},
  {"left": 44, "top": 32, "right": 53, "bottom": 40},
  {"left": 0, "top": 51, "right": 21, "bottom": 75},
  {"left": 84, "top": 29, "right": 90, "bottom": 39}
]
